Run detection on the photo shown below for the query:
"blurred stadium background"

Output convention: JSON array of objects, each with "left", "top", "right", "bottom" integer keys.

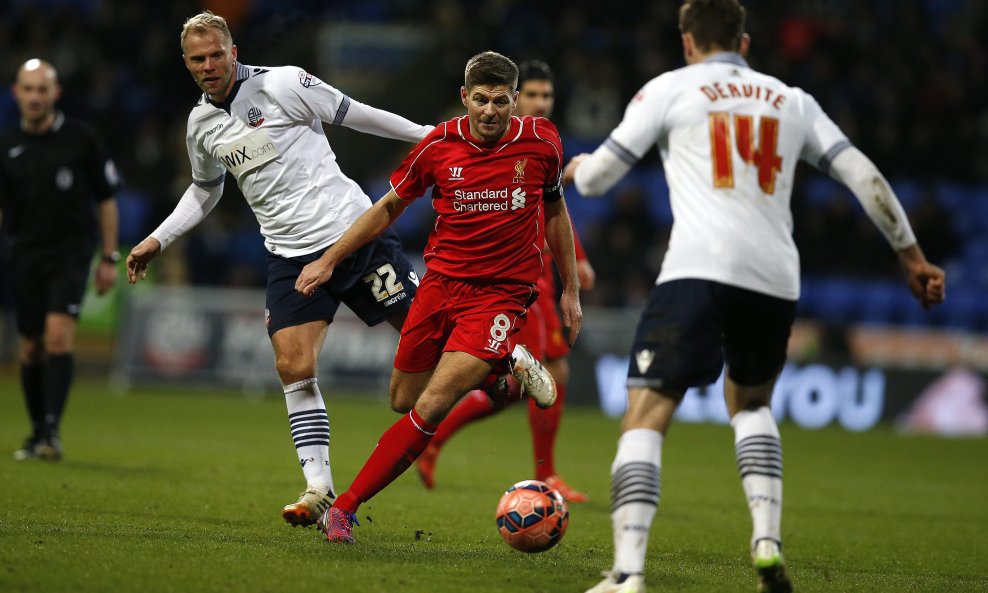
[{"left": 1, "top": 0, "right": 986, "bottom": 436}]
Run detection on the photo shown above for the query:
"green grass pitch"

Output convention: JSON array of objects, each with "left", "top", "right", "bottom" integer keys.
[{"left": 1, "top": 375, "right": 986, "bottom": 592}]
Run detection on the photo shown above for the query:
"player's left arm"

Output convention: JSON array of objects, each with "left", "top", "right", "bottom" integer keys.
[
  {"left": 340, "top": 99, "right": 433, "bottom": 143},
  {"left": 544, "top": 197, "right": 582, "bottom": 345},
  {"left": 276, "top": 68, "right": 432, "bottom": 143},
  {"left": 295, "top": 190, "right": 410, "bottom": 296},
  {"left": 93, "top": 197, "right": 119, "bottom": 295},
  {"left": 571, "top": 218, "right": 596, "bottom": 291}
]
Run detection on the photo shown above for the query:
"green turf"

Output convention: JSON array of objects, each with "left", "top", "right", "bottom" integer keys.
[{"left": 1, "top": 375, "right": 986, "bottom": 592}]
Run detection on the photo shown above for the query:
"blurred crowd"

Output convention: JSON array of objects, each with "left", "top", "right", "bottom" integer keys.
[{"left": 1, "top": 0, "right": 986, "bottom": 323}]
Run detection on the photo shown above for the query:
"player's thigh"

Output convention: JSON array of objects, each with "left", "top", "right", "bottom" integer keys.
[
  {"left": 719, "top": 284, "right": 796, "bottom": 387},
  {"left": 627, "top": 279, "right": 724, "bottom": 393},
  {"left": 393, "top": 274, "right": 451, "bottom": 374},
  {"left": 265, "top": 253, "right": 342, "bottom": 338},
  {"left": 446, "top": 282, "right": 536, "bottom": 366},
  {"left": 416, "top": 350, "right": 495, "bottom": 423},
  {"left": 339, "top": 228, "right": 418, "bottom": 328}
]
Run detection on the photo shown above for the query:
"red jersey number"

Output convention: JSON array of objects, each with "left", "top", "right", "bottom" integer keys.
[{"left": 708, "top": 112, "right": 782, "bottom": 195}]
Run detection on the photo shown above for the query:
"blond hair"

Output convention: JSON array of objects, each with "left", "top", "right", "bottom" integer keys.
[{"left": 180, "top": 11, "right": 233, "bottom": 52}]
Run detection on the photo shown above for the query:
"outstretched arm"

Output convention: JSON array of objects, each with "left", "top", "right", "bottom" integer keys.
[
  {"left": 295, "top": 190, "right": 410, "bottom": 296},
  {"left": 828, "top": 147, "right": 945, "bottom": 309},
  {"left": 126, "top": 181, "right": 223, "bottom": 284},
  {"left": 339, "top": 100, "right": 433, "bottom": 143}
]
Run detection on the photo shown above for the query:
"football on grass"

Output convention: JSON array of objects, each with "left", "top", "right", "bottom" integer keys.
[{"left": 495, "top": 479, "right": 569, "bottom": 553}]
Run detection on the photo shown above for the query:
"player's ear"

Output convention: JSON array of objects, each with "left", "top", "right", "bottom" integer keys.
[
  {"left": 739, "top": 33, "right": 751, "bottom": 57},
  {"left": 231, "top": 44, "right": 238, "bottom": 62},
  {"left": 460, "top": 86, "right": 468, "bottom": 108},
  {"left": 681, "top": 32, "right": 694, "bottom": 60}
]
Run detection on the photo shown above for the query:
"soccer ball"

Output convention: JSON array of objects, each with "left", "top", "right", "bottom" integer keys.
[{"left": 495, "top": 479, "right": 569, "bottom": 553}]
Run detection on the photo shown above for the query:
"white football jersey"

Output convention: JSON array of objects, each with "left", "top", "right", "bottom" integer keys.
[
  {"left": 186, "top": 63, "right": 430, "bottom": 257},
  {"left": 607, "top": 53, "right": 850, "bottom": 300}
]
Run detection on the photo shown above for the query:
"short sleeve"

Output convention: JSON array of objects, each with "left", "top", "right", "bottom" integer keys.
[
  {"left": 534, "top": 117, "right": 564, "bottom": 203},
  {"left": 388, "top": 124, "right": 445, "bottom": 201},
  {"left": 80, "top": 124, "right": 120, "bottom": 201},
  {"left": 607, "top": 73, "right": 675, "bottom": 165},
  {"left": 186, "top": 116, "right": 226, "bottom": 188},
  {"left": 266, "top": 67, "right": 348, "bottom": 125},
  {"left": 795, "top": 89, "right": 852, "bottom": 174}
]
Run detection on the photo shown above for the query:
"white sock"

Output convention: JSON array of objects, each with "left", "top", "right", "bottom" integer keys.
[
  {"left": 610, "top": 428, "right": 662, "bottom": 575},
  {"left": 284, "top": 378, "right": 335, "bottom": 497},
  {"left": 732, "top": 406, "right": 783, "bottom": 551}
]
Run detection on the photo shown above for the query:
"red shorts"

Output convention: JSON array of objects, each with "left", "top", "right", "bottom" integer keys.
[{"left": 394, "top": 272, "right": 537, "bottom": 373}]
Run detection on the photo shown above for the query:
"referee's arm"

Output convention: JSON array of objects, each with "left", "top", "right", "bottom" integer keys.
[{"left": 93, "top": 197, "right": 119, "bottom": 295}]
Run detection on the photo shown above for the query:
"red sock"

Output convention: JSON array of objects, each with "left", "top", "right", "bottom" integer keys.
[
  {"left": 528, "top": 381, "right": 565, "bottom": 480},
  {"left": 335, "top": 409, "right": 439, "bottom": 513},
  {"left": 430, "top": 390, "right": 498, "bottom": 451}
]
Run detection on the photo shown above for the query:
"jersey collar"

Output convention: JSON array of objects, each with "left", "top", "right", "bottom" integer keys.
[
  {"left": 704, "top": 52, "right": 749, "bottom": 68},
  {"left": 457, "top": 115, "right": 522, "bottom": 153},
  {"left": 20, "top": 110, "right": 64, "bottom": 135},
  {"left": 204, "top": 62, "right": 253, "bottom": 114}
]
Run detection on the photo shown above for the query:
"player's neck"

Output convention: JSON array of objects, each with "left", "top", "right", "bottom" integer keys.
[{"left": 20, "top": 111, "right": 55, "bottom": 135}]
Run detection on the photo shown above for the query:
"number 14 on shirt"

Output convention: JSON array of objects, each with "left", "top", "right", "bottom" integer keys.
[{"left": 709, "top": 112, "right": 782, "bottom": 195}]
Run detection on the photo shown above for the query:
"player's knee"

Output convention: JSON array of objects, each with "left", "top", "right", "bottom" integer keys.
[
  {"left": 274, "top": 355, "right": 315, "bottom": 385},
  {"left": 19, "top": 339, "right": 43, "bottom": 364},
  {"left": 388, "top": 381, "right": 416, "bottom": 413}
]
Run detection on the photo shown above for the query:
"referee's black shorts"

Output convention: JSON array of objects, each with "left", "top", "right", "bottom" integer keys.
[{"left": 13, "top": 244, "right": 94, "bottom": 337}]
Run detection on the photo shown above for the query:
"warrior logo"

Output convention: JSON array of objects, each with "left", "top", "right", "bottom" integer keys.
[{"left": 449, "top": 166, "right": 464, "bottom": 181}]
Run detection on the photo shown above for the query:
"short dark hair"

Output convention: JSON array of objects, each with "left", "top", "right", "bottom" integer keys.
[
  {"left": 518, "top": 60, "right": 553, "bottom": 87},
  {"left": 678, "top": 0, "right": 746, "bottom": 53},
  {"left": 464, "top": 51, "right": 518, "bottom": 91}
]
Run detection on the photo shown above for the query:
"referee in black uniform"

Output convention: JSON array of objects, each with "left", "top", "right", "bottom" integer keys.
[{"left": 0, "top": 59, "right": 120, "bottom": 461}]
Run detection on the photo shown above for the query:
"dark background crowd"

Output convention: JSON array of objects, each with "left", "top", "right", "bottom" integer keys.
[{"left": 1, "top": 0, "right": 986, "bottom": 329}]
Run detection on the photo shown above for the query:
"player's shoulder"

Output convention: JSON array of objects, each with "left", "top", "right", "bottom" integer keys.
[
  {"left": 422, "top": 116, "right": 460, "bottom": 143},
  {"left": 186, "top": 100, "right": 236, "bottom": 140},
  {"left": 258, "top": 64, "right": 336, "bottom": 95},
  {"left": 56, "top": 114, "right": 103, "bottom": 144}
]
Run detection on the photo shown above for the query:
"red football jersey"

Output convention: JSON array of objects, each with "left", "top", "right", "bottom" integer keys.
[{"left": 390, "top": 115, "right": 564, "bottom": 285}]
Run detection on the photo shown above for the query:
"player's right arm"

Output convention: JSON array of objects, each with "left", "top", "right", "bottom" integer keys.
[
  {"left": 127, "top": 106, "right": 226, "bottom": 284},
  {"left": 566, "top": 75, "right": 672, "bottom": 197},
  {"left": 295, "top": 189, "right": 410, "bottom": 296},
  {"left": 126, "top": 182, "right": 224, "bottom": 283}
]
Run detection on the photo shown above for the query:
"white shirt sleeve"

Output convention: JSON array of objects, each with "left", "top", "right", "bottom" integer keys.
[
  {"left": 149, "top": 182, "right": 224, "bottom": 251},
  {"left": 828, "top": 147, "right": 916, "bottom": 250},
  {"left": 608, "top": 74, "right": 675, "bottom": 162},
  {"left": 795, "top": 89, "right": 853, "bottom": 175},
  {"left": 186, "top": 108, "right": 227, "bottom": 187},
  {"left": 339, "top": 98, "right": 433, "bottom": 142},
  {"left": 268, "top": 67, "right": 431, "bottom": 143},
  {"left": 574, "top": 74, "right": 673, "bottom": 196}
]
